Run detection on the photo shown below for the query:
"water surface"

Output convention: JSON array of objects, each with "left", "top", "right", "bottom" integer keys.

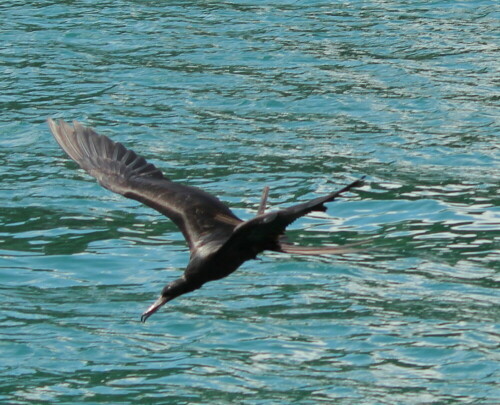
[{"left": 1, "top": 1, "right": 499, "bottom": 404}]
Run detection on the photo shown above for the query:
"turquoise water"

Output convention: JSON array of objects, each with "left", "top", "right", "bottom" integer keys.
[{"left": 1, "top": 1, "right": 499, "bottom": 404}]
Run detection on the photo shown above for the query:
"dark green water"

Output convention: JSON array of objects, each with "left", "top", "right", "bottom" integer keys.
[{"left": 1, "top": 1, "right": 499, "bottom": 404}]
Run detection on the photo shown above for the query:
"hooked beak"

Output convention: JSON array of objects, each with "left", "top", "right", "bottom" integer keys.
[{"left": 140, "top": 295, "right": 169, "bottom": 323}]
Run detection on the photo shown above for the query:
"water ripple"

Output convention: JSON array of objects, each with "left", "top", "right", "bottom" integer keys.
[{"left": 1, "top": 1, "right": 498, "bottom": 404}]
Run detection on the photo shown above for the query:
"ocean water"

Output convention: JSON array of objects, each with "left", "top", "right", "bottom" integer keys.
[{"left": 1, "top": 1, "right": 499, "bottom": 404}]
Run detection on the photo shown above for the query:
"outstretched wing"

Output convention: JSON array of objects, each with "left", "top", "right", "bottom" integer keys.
[
  {"left": 48, "top": 119, "right": 242, "bottom": 252},
  {"left": 222, "top": 177, "right": 365, "bottom": 253}
]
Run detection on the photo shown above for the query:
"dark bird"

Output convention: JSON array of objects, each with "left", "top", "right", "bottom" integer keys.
[{"left": 48, "top": 118, "right": 365, "bottom": 322}]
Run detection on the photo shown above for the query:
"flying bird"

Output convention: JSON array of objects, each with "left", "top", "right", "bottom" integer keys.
[{"left": 48, "top": 119, "right": 365, "bottom": 322}]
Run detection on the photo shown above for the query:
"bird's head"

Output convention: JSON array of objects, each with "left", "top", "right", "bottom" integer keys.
[{"left": 140, "top": 277, "right": 191, "bottom": 323}]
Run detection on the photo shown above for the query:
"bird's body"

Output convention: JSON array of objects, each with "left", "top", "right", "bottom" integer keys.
[{"left": 48, "top": 119, "right": 365, "bottom": 321}]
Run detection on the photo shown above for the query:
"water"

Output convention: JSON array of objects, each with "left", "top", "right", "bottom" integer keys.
[{"left": 1, "top": 1, "right": 499, "bottom": 404}]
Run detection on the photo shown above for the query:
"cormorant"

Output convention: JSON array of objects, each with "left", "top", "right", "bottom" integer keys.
[{"left": 48, "top": 119, "right": 365, "bottom": 322}]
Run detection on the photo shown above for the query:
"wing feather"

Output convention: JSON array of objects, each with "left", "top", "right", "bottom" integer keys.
[
  {"left": 222, "top": 178, "right": 365, "bottom": 252},
  {"left": 48, "top": 118, "right": 242, "bottom": 251}
]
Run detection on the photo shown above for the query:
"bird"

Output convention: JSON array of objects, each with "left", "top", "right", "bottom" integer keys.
[{"left": 48, "top": 118, "right": 366, "bottom": 322}]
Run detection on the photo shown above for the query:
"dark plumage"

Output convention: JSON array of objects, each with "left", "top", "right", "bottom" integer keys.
[{"left": 48, "top": 118, "right": 365, "bottom": 322}]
